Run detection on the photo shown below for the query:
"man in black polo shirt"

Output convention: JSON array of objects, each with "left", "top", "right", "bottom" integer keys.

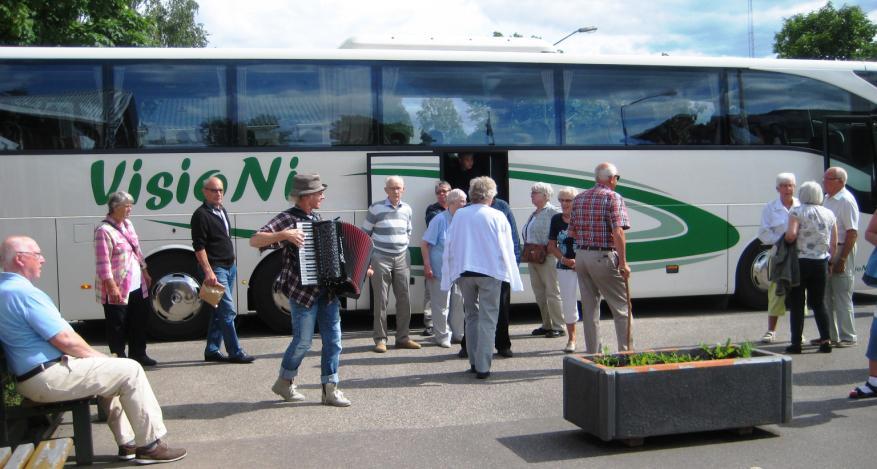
[{"left": 191, "top": 176, "right": 254, "bottom": 364}]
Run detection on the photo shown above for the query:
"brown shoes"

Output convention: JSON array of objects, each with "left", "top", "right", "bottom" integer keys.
[
  {"left": 395, "top": 339, "right": 422, "bottom": 350},
  {"left": 373, "top": 342, "right": 388, "bottom": 353},
  {"left": 134, "top": 439, "right": 187, "bottom": 465}
]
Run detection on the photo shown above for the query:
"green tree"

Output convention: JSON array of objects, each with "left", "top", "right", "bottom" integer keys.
[
  {"left": 416, "top": 98, "right": 466, "bottom": 143},
  {"left": 0, "top": 0, "right": 208, "bottom": 47},
  {"left": 774, "top": 2, "right": 877, "bottom": 60},
  {"left": 140, "top": 0, "right": 208, "bottom": 47}
]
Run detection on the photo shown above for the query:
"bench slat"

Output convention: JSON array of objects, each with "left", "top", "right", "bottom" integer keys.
[
  {"left": 24, "top": 438, "right": 72, "bottom": 469},
  {"left": 4, "top": 443, "right": 34, "bottom": 469}
]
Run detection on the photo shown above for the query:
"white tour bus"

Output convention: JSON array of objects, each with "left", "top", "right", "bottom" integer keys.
[{"left": 1, "top": 40, "right": 876, "bottom": 339}]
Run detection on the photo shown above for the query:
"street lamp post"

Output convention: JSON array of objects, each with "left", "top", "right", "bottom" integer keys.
[
  {"left": 553, "top": 26, "right": 598, "bottom": 46},
  {"left": 620, "top": 90, "right": 678, "bottom": 146}
]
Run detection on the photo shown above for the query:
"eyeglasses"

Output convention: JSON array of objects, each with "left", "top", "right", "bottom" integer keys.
[
  {"left": 613, "top": 175, "right": 622, "bottom": 181},
  {"left": 436, "top": 189, "right": 450, "bottom": 194},
  {"left": 823, "top": 176, "right": 841, "bottom": 181},
  {"left": 17, "top": 251, "right": 44, "bottom": 260},
  {"left": 204, "top": 187, "right": 224, "bottom": 193}
]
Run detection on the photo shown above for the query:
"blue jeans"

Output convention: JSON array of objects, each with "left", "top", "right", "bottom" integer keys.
[
  {"left": 281, "top": 292, "right": 342, "bottom": 384},
  {"left": 201, "top": 264, "right": 244, "bottom": 358}
]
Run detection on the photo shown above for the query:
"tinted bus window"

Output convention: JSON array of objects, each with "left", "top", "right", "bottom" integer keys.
[
  {"left": 237, "top": 63, "right": 373, "bottom": 146},
  {"left": 113, "top": 64, "right": 229, "bottom": 148},
  {"left": 564, "top": 67, "right": 722, "bottom": 146},
  {"left": 0, "top": 63, "right": 103, "bottom": 151},
  {"left": 382, "top": 64, "right": 556, "bottom": 145},
  {"left": 731, "top": 70, "right": 871, "bottom": 148}
]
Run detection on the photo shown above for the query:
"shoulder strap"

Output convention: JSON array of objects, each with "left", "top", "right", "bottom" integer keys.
[{"left": 102, "top": 220, "right": 141, "bottom": 259}]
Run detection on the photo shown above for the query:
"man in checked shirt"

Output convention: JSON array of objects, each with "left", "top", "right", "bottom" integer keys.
[
  {"left": 567, "top": 162, "right": 633, "bottom": 354},
  {"left": 249, "top": 173, "right": 350, "bottom": 407}
]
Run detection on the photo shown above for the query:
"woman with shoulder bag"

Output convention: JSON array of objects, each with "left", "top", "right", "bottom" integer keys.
[
  {"left": 523, "top": 182, "right": 564, "bottom": 338},
  {"left": 94, "top": 191, "right": 156, "bottom": 366}
]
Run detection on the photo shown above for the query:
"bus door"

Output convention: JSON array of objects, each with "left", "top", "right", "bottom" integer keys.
[
  {"left": 366, "top": 152, "right": 441, "bottom": 317},
  {"left": 823, "top": 116, "right": 877, "bottom": 288},
  {"left": 440, "top": 151, "right": 509, "bottom": 202},
  {"left": 823, "top": 116, "right": 877, "bottom": 214}
]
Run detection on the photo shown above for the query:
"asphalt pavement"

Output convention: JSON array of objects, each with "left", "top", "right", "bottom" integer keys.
[{"left": 60, "top": 297, "right": 877, "bottom": 468}]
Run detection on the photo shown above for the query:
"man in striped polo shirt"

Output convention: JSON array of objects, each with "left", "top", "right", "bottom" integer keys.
[{"left": 364, "top": 176, "right": 421, "bottom": 353}]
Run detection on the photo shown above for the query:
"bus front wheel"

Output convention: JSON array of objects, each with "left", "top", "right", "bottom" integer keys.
[
  {"left": 734, "top": 242, "right": 770, "bottom": 310},
  {"left": 147, "top": 251, "right": 210, "bottom": 340},
  {"left": 250, "top": 253, "right": 293, "bottom": 333}
]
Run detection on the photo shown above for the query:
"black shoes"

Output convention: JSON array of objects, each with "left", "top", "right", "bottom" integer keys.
[
  {"left": 458, "top": 348, "right": 468, "bottom": 358},
  {"left": 205, "top": 352, "right": 255, "bottom": 363},
  {"left": 131, "top": 355, "right": 157, "bottom": 367},
  {"left": 204, "top": 352, "right": 228, "bottom": 362},
  {"left": 784, "top": 344, "right": 802, "bottom": 354},
  {"left": 818, "top": 341, "right": 833, "bottom": 353},
  {"left": 497, "top": 348, "right": 513, "bottom": 358},
  {"left": 228, "top": 353, "right": 256, "bottom": 363},
  {"left": 476, "top": 371, "right": 490, "bottom": 379},
  {"left": 421, "top": 327, "right": 434, "bottom": 337},
  {"left": 545, "top": 330, "right": 565, "bottom": 338},
  {"left": 531, "top": 327, "right": 548, "bottom": 336}
]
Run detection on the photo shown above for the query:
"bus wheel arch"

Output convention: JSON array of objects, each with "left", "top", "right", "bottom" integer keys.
[
  {"left": 146, "top": 248, "right": 209, "bottom": 340},
  {"left": 249, "top": 251, "right": 292, "bottom": 333},
  {"left": 734, "top": 240, "right": 771, "bottom": 310}
]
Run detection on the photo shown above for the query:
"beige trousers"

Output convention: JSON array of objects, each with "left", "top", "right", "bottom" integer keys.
[
  {"left": 528, "top": 260, "right": 565, "bottom": 331},
  {"left": 16, "top": 355, "right": 166, "bottom": 447},
  {"left": 575, "top": 249, "right": 633, "bottom": 353}
]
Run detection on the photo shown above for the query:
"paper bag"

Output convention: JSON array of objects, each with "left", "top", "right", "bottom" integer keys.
[{"left": 198, "top": 281, "right": 225, "bottom": 308}]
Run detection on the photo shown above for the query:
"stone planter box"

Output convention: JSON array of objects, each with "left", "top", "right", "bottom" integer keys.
[{"left": 563, "top": 347, "right": 792, "bottom": 444}]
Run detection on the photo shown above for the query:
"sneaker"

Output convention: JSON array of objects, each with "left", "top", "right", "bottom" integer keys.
[
  {"left": 321, "top": 383, "right": 351, "bottom": 407},
  {"left": 395, "top": 339, "right": 422, "bottom": 350},
  {"left": 204, "top": 352, "right": 228, "bottom": 362},
  {"left": 118, "top": 443, "right": 136, "bottom": 461},
  {"left": 545, "top": 330, "right": 565, "bottom": 338},
  {"left": 563, "top": 341, "right": 576, "bottom": 353},
  {"left": 134, "top": 439, "right": 187, "bottom": 465},
  {"left": 271, "top": 378, "right": 305, "bottom": 402},
  {"left": 435, "top": 340, "right": 451, "bottom": 348},
  {"left": 760, "top": 330, "right": 776, "bottom": 344},
  {"left": 836, "top": 340, "right": 858, "bottom": 348},
  {"left": 373, "top": 341, "right": 387, "bottom": 353}
]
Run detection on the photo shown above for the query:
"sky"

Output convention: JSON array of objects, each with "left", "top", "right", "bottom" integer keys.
[{"left": 195, "top": 0, "right": 877, "bottom": 58}]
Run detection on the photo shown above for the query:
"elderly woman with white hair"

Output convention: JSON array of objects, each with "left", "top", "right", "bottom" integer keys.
[
  {"left": 421, "top": 188, "right": 467, "bottom": 347},
  {"left": 784, "top": 181, "right": 838, "bottom": 354},
  {"left": 94, "top": 191, "right": 155, "bottom": 366},
  {"left": 523, "top": 182, "right": 564, "bottom": 338},
  {"left": 757, "top": 173, "right": 799, "bottom": 343},
  {"left": 442, "top": 177, "right": 523, "bottom": 378},
  {"left": 548, "top": 186, "right": 582, "bottom": 352}
]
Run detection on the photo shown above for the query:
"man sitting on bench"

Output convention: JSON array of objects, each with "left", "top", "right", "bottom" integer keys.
[{"left": 0, "top": 236, "right": 186, "bottom": 465}]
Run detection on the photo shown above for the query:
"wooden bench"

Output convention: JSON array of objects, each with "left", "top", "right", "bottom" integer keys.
[
  {"left": 1, "top": 354, "right": 93, "bottom": 466},
  {"left": 1, "top": 438, "right": 74, "bottom": 469}
]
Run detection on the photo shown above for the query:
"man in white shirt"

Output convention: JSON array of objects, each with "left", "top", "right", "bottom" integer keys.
[{"left": 822, "top": 167, "right": 860, "bottom": 347}]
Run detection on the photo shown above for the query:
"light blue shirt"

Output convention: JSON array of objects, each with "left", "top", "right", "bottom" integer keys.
[
  {"left": 422, "top": 210, "right": 452, "bottom": 279},
  {"left": 0, "top": 272, "right": 70, "bottom": 376}
]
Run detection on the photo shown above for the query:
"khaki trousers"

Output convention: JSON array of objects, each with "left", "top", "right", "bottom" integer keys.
[
  {"left": 17, "top": 355, "right": 166, "bottom": 447},
  {"left": 528, "top": 260, "right": 565, "bottom": 331},
  {"left": 370, "top": 250, "right": 412, "bottom": 343},
  {"left": 575, "top": 249, "right": 633, "bottom": 353}
]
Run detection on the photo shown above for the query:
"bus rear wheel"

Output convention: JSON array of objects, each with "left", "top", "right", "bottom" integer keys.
[
  {"left": 250, "top": 253, "right": 293, "bottom": 334},
  {"left": 734, "top": 242, "right": 770, "bottom": 310},
  {"left": 147, "top": 250, "right": 209, "bottom": 340}
]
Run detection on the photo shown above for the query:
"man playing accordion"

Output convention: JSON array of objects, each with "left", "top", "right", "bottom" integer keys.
[{"left": 249, "top": 174, "right": 351, "bottom": 407}]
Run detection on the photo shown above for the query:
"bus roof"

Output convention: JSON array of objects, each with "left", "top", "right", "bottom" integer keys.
[{"left": 0, "top": 46, "right": 874, "bottom": 72}]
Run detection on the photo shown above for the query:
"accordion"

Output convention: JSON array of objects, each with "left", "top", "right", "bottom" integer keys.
[{"left": 298, "top": 220, "right": 373, "bottom": 299}]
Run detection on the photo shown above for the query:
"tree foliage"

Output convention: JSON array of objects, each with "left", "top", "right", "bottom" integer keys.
[
  {"left": 774, "top": 1, "right": 877, "bottom": 60},
  {"left": 0, "top": 0, "right": 208, "bottom": 47}
]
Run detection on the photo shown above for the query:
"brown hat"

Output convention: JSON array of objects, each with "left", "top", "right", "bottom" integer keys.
[{"left": 290, "top": 173, "right": 327, "bottom": 196}]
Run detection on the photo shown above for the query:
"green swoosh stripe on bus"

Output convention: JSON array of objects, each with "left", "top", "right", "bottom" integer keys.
[{"left": 507, "top": 170, "right": 740, "bottom": 262}]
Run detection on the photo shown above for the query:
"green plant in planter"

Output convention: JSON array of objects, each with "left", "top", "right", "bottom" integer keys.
[{"left": 592, "top": 340, "right": 753, "bottom": 367}]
